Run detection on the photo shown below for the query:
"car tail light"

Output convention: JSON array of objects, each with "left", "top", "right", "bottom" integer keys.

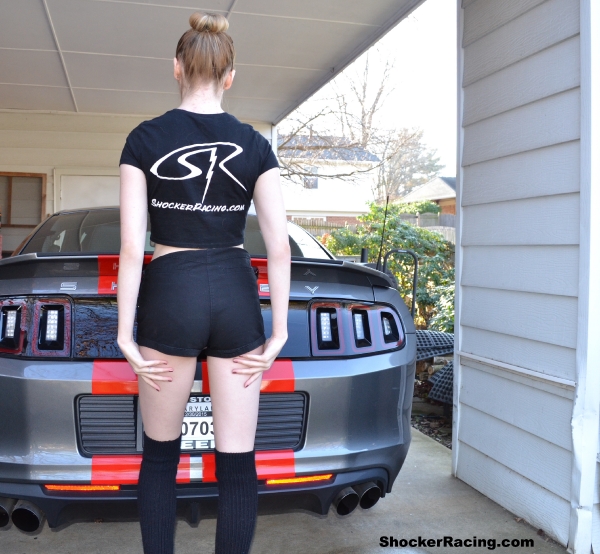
[
  {"left": 38, "top": 305, "right": 65, "bottom": 350},
  {"left": 316, "top": 307, "right": 340, "bottom": 350},
  {"left": 381, "top": 312, "right": 402, "bottom": 344},
  {"left": 0, "top": 305, "right": 23, "bottom": 351},
  {"left": 0, "top": 297, "right": 72, "bottom": 357},
  {"left": 310, "top": 301, "right": 404, "bottom": 357},
  {"left": 352, "top": 310, "right": 371, "bottom": 347},
  {"left": 32, "top": 299, "right": 71, "bottom": 356}
]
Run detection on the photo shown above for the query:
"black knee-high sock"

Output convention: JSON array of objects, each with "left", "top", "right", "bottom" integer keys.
[
  {"left": 137, "top": 432, "right": 181, "bottom": 554},
  {"left": 214, "top": 449, "right": 258, "bottom": 554}
]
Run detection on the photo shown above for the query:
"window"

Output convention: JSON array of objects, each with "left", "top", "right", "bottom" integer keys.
[
  {"left": 0, "top": 173, "right": 45, "bottom": 228},
  {"left": 20, "top": 210, "right": 332, "bottom": 260},
  {"left": 21, "top": 210, "right": 150, "bottom": 255},
  {"left": 302, "top": 166, "right": 318, "bottom": 189}
]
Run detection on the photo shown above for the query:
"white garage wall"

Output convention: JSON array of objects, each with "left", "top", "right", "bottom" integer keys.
[
  {"left": 455, "top": 0, "right": 584, "bottom": 547},
  {"left": 0, "top": 111, "right": 147, "bottom": 218},
  {"left": 57, "top": 173, "right": 121, "bottom": 212}
]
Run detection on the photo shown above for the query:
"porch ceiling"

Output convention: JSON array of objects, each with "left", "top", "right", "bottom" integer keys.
[{"left": 0, "top": 0, "right": 422, "bottom": 124}]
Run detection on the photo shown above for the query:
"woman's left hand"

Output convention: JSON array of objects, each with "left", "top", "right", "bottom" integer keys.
[{"left": 231, "top": 334, "right": 288, "bottom": 387}]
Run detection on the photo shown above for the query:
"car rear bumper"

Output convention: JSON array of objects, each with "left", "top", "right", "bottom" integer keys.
[
  {"left": 0, "top": 336, "right": 415, "bottom": 527},
  {"left": 0, "top": 466, "right": 395, "bottom": 528}
]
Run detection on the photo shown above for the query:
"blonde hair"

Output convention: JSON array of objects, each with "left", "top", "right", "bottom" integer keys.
[{"left": 175, "top": 12, "right": 235, "bottom": 90}]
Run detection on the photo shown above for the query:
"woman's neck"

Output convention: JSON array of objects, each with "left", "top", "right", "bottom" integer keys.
[{"left": 178, "top": 83, "right": 224, "bottom": 114}]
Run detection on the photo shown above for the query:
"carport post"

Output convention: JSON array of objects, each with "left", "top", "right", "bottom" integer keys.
[
  {"left": 271, "top": 124, "right": 278, "bottom": 157},
  {"left": 451, "top": 0, "right": 465, "bottom": 477},
  {"left": 567, "top": 1, "right": 600, "bottom": 553}
]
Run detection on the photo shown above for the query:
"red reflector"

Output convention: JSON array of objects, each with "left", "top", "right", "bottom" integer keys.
[
  {"left": 266, "top": 474, "right": 333, "bottom": 486},
  {"left": 44, "top": 484, "right": 120, "bottom": 492}
]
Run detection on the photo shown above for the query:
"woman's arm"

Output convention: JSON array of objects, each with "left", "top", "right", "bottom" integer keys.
[
  {"left": 117, "top": 164, "right": 173, "bottom": 391},
  {"left": 232, "top": 167, "right": 291, "bottom": 386},
  {"left": 253, "top": 167, "right": 290, "bottom": 340}
]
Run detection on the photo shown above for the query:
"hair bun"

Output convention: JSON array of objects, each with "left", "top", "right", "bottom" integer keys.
[{"left": 189, "top": 12, "right": 229, "bottom": 34}]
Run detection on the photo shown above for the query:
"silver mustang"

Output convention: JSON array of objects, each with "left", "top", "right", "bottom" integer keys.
[{"left": 0, "top": 206, "right": 416, "bottom": 533}]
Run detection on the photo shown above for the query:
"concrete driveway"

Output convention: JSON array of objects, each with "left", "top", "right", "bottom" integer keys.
[{"left": 0, "top": 431, "right": 567, "bottom": 554}]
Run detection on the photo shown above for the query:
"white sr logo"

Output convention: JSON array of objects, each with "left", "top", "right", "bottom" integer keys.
[{"left": 150, "top": 142, "right": 245, "bottom": 204}]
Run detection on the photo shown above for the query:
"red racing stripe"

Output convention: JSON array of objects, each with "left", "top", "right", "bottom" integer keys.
[
  {"left": 92, "top": 357, "right": 293, "bottom": 396},
  {"left": 97, "top": 254, "right": 152, "bottom": 294},
  {"left": 260, "top": 359, "right": 295, "bottom": 393},
  {"left": 92, "top": 360, "right": 138, "bottom": 395},
  {"left": 201, "top": 359, "right": 294, "bottom": 394},
  {"left": 91, "top": 454, "right": 191, "bottom": 485},
  {"left": 256, "top": 449, "right": 295, "bottom": 480},
  {"left": 199, "top": 450, "right": 295, "bottom": 483},
  {"left": 202, "top": 452, "right": 216, "bottom": 482},
  {"left": 250, "top": 258, "right": 269, "bottom": 297},
  {"left": 201, "top": 360, "right": 209, "bottom": 394},
  {"left": 99, "top": 255, "right": 262, "bottom": 294},
  {"left": 90, "top": 451, "right": 293, "bottom": 484},
  {"left": 97, "top": 255, "right": 120, "bottom": 295}
]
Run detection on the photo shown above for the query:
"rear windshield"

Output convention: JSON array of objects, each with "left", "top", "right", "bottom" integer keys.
[{"left": 20, "top": 210, "right": 332, "bottom": 260}]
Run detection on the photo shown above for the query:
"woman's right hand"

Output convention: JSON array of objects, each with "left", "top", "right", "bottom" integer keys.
[{"left": 118, "top": 338, "right": 173, "bottom": 391}]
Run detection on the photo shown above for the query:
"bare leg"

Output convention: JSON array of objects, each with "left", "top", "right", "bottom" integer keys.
[
  {"left": 208, "top": 344, "right": 264, "bottom": 554},
  {"left": 208, "top": 343, "right": 264, "bottom": 452},
  {"left": 138, "top": 346, "right": 197, "bottom": 441}
]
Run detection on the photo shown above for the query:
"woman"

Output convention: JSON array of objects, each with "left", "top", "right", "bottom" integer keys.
[{"left": 117, "top": 12, "right": 290, "bottom": 554}]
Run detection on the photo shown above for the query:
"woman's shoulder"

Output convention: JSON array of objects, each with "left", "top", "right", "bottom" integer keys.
[
  {"left": 219, "top": 112, "right": 261, "bottom": 135},
  {"left": 129, "top": 110, "right": 178, "bottom": 135},
  {"left": 121, "top": 111, "right": 180, "bottom": 167},
  {"left": 124, "top": 111, "right": 186, "bottom": 156}
]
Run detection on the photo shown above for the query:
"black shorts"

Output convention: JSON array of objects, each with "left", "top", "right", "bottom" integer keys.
[{"left": 136, "top": 247, "right": 266, "bottom": 358}]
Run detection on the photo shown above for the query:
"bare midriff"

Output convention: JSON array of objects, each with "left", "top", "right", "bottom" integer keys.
[{"left": 151, "top": 242, "right": 244, "bottom": 262}]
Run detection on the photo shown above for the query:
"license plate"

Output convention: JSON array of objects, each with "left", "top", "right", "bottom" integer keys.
[{"left": 181, "top": 396, "right": 215, "bottom": 451}]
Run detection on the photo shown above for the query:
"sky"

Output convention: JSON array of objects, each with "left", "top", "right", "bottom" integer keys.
[
  {"left": 281, "top": 0, "right": 457, "bottom": 176},
  {"left": 377, "top": 0, "right": 457, "bottom": 174}
]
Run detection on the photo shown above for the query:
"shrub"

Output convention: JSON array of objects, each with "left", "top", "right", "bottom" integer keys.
[
  {"left": 394, "top": 200, "right": 441, "bottom": 215},
  {"left": 322, "top": 202, "right": 454, "bottom": 330}
]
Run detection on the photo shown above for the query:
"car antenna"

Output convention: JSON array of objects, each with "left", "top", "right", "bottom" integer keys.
[{"left": 376, "top": 194, "right": 390, "bottom": 271}]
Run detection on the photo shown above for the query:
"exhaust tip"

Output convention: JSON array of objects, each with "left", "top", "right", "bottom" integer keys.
[
  {"left": 353, "top": 482, "right": 382, "bottom": 510},
  {"left": 11, "top": 500, "right": 45, "bottom": 534},
  {"left": 332, "top": 487, "right": 359, "bottom": 516},
  {"left": 0, "top": 497, "right": 17, "bottom": 528}
]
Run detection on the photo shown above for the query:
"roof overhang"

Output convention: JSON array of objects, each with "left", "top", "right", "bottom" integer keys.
[
  {"left": 400, "top": 177, "right": 457, "bottom": 203},
  {"left": 1, "top": 0, "right": 424, "bottom": 124}
]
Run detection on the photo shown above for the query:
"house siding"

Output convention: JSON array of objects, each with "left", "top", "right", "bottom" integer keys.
[
  {"left": 457, "top": 0, "right": 582, "bottom": 545},
  {"left": 280, "top": 161, "right": 375, "bottom": 219},
  {"left": 438, "top": 198, "right": 455, "bottom": 214}
]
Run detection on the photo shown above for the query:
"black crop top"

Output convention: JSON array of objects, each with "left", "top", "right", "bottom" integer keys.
[{"left": 119, "top": 109, "right": 279, "bottom": 248}]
